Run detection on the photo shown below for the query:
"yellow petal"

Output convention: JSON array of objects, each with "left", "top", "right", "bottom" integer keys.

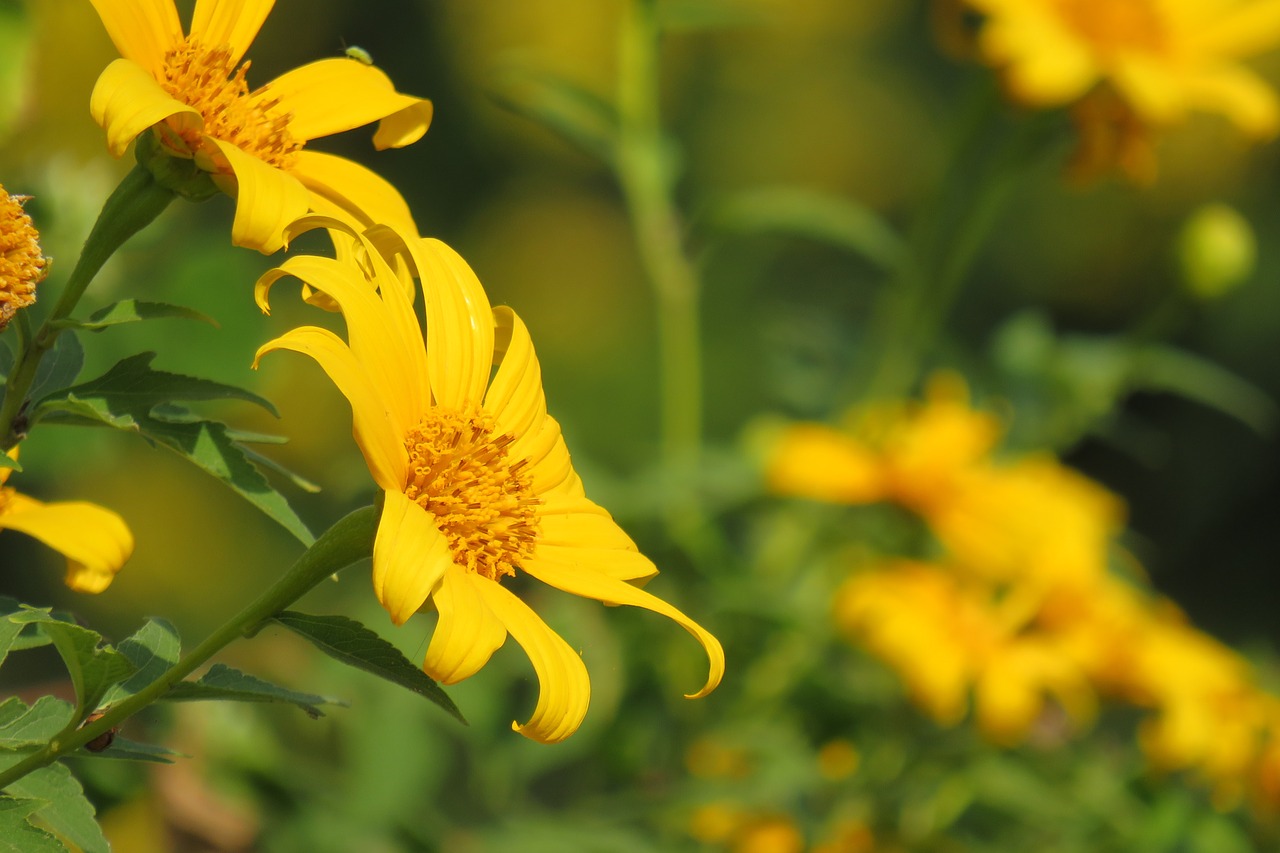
[
  {"left": 412, "top": 239, "right": 494, "bottom": 410},
  {"left": 767, "top": 424, "right": 884, "bottom": 504},
  {"left": 254, "top": 326, "right": 406, "bottom": 490},
  {"left": 532, "top": 544, "right": 659, "bottom": 584},
  {"left": 1112, "top": 55, "right": 1186, "bottom": 126},
  {"left": 0, "top": 447, "right": 16, "bottom": 487},
  {"left": 90, "top": 59, "right": 203, "bottom": 158},
  {"left": 373, "top": 99, "right": 435, "bottom": 151},
  {"left": 521, "top": 558, "right": 724, "bottom": 699},
  {"left": 372, "top": 489, "right": 453, "bottom": 625},
  {"left": 204, "top": 137, "right": 310, "bottom": 253},
  {"left": 522, "top": 417, "right": 576, "bottom": 495},
  {"left": 484, "top": 307, "right": 548, "bottom": 451},
  {"left": 981, "top": 14, "right": 1098, "bottom": 106},
  {"left": 422, "top": 563, "right": 508, "bottom": 684},
  {"left": 257, "top": 255, "right": 418, "bottom": 431},
  {"left": 1197, "top": 2, "right": 1280, "bottom": 60},
  {"left": 190, "top": 0, "right": 273, "bottom": 66},
  {"left": 1183, "top": 65, "right": 1280, "bottom": 137},
  {"left": 0, "top": 493, "right": 133, "bottom": 593},
  {"left": 290, "top": 150, "right": 418, "bottom": 238},
  {"left": 473, "top": 578, "right": 590, "bottom": 743},
  {"left": 262, "top": 59, "right": 431, "bottom": 146},
  {"left": 89, "top": 0, "right": 182, "bottom": 79}
]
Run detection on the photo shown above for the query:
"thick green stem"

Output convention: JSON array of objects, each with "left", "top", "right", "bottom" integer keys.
[
  {"left": 0, "top": 162, "right": 176, "bottom": 446},
  {"left": 616, "top": 0, "right": 705, "bottom": 533},
  {"left": 0, "top": 506, "right": 379, "bottom": 791}
]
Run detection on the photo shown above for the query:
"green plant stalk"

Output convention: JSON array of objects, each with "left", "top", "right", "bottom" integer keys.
[
  {"left": 616, "top": 0, "right": 705, "bottom": 529},
  {"left": 0, "top": 162, "right": 176, "bottom": 447},
  {"left": 0, "top": 505, "right": 379, "bottom": 791}
]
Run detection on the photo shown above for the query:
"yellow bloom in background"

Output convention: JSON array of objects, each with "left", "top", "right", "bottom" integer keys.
[
  {"left": 255, "top": 224, "right": 723, "bottom": 743},
  {"left": 0, "top": 184, "right": 47, "bottom": 332},
  {"left": 964, "top": 0, "right": 1280, "bottom": 179},
  {"left": 0, "top": 451, "right": 134, "bottom": 593},
  {"left": 88, "top": 0, "right": 432, "bottom": 252}
]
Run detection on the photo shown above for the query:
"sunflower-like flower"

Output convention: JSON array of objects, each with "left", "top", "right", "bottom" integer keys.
[
  {"left": 0, "top": 451, "right": 133, "bottom": 593},
  {"left": 0, "top": 185, "right": 47, "bottom": 332},
  {"left": 89, "top": 0, "right": 432, "bottom": 253},
  {"left": 253, "top": 223, "right": 724, "bottom": 743},
  {"left": 961, "top": 0, "right": 1280, "bottom": 179}
]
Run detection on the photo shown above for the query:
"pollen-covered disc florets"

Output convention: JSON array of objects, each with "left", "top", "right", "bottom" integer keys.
[
  {"left": 0, "top": 187, "right": 47, "bottom": 332},
  {"left": 403, "top": 408, "right": 540, "bottom": 582},
  {"left": 158, "top": 38, "right": 301, "bottom": 169}
]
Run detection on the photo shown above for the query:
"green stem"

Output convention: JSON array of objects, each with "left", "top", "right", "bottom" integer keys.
[
  {"left": 0, "top": 162, "right": 176, "bottom": 447},
  {"left": 616, "top": 0, "right": 705, "bottom": 533},
  {"left": 0, "top": 505, "right": 379, "bottom": 791}
]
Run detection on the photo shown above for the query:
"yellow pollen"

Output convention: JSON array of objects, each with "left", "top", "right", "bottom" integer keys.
[
  {"left": 1055, "top": 0, "right": 1167, "bottom": 56},
  {"left": 0, "top": 187, "right": 46, "bottom": 332},
  {"left": 403, "top": 408, "right": 539, "bottom": 583},
  {"left": 158, "top": 39, "right": 302, "bottom": 170}
]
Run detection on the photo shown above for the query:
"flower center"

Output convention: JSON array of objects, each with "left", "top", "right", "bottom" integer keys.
[
  {"left": 0, "top": 187, "right": 46, "bottom": 332},
  {"left": 1055, "top": 0, "right": 1167, "bottom": 55},
  {"left": 403, "top": 408, "right": 540, "bottom": 583},
  {"left": 158, "top": 39, "right": 301, "bottom": 170}
]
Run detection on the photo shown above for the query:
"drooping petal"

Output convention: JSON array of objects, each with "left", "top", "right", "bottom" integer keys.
[
  {"left": 290, "top": 151, "right": 418, "bottom": 239},
  {"left": 262, "top": 59, "right": 431, "bottom": 146},
  {"left": 412, "top": 239, "right": 495, "bottom": 410},
  {"left": 88, "top": 0, "right": 183, "bottom": 79},
  {"left": 0, "top": 493, "right": 133, "bottom": 593},
  {"left": 535, "top": 494, "right": 657, "bottom": 582},
  {"left": 254, "top": 326, "right": 406, "bottom": 491},
  {"left": 372, "top": 489, "right": 453, "bottom": 625},
  {"left": 531, "top": 544, "right": 659, "bottom": 584},
  {"left": 521, "top": 558, "right": 724, "bottom": 700},
  {"left": 484, "top": 307, "right": 548, "bottom": 448},
  {"left": 473, "top": 578, "right": 590, "bottom": 744},
  {"left": 422, "top": 563, "right": 508, "bottom": 684},
  {"left": 90, "top": 59, "right": 203, "bottom": 158},
  {"left": 372, "top": 100, "right": 435, "bottom": 151},
  {"left": 1183, "top": 64, "right": 1280, "bottom": 136},
  {"left": 204, "top": 137, "right": 310, "bottom": 253},
  {"left": 189, "top": 0, "right": 274, "bottom": 67}
]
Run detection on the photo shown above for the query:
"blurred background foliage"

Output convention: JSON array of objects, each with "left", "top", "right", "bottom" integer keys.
[{"left": 3, "top": 0, "right": 1280, "bottom": 850}]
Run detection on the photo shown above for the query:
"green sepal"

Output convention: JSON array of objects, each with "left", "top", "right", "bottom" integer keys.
[
  {"left": 272, "top": 611, "right": 465, "bottom": 724},
  {"left": 134, "top": 131, "right": 219, "bottom": 202},
  {"left": 164, "top": 663, "right": 341, "bottom": 719}
]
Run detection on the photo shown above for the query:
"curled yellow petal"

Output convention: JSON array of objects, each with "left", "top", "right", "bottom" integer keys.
[
  {"left": 485, "top": 307, "right": 548, "bottom": 452},
  {"left": 205, "top": 137, "right": 310, "bottom": 253},
  {"left": 89, "top": 0, "right": 182, "bottom": 79},
  {"left": 411, "top": 238, "right": 495, "bottom": 410},
  {"left": 372, "top": 489, "right": 453, "bottom": 625},
  {"left": 264, "top": 59, "right": 431, "bottom": 145},
  {"left": 90, "top": 59, "right": 202, "bottom": 158},
  {"left": 0, "top": 493, "right": 133, "bottom": 593},
  {"left": 423, "top": 563, "right": 508, "bottom": 684},
  {"left": 474, "top": 577, "right": 590, "bottom": 744},
  {"left": 291, "top": 151, "right": 419, "bottom": 240},
  {"left": 190, "top": 0, "right": 273, "bottom": 67}
]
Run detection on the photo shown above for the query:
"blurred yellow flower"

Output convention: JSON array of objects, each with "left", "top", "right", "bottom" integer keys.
[
  {"left": 255, "top": 224, "right": 723, "bottom": 743},
  {"left": 88, "top": 0, "right": 432, "bottom": 252},
  {"left": 0, "top": 451, "right": 133, "bottom": 593},
  {"left": 965, "top": 0, "right": 1280, "bottom": 179},
  {"left": 0, "top": 184, "right": 46, "bottom": 331}
]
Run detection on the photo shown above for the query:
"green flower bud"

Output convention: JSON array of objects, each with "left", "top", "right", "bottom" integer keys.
[{"left": 1177, "top": 203, "right": 1256, "bottom": 301}]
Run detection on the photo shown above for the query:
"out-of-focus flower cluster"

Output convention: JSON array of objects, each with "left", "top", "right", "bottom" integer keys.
[{"left": 770, "top": 375, "right": 1280, "bottom": 812}]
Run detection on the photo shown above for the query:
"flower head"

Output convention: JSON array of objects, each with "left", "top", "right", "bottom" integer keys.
[
  {"left": 254, "top": 223, "right": 723, "bottom": 743},
  {"left": 89, "top": 0, "right": 432, "bottom": 252},
  {"left": 0, "top": 186, "right": 47, "bottom": 332},
  {"left": 0, "top": 451, "right": 134, "bottom": 593}
]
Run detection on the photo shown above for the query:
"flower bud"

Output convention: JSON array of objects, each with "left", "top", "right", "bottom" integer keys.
[
  {"left": 0, "top": 185, "right": 47, "bottom": 331},
  {"left": 1178, "top": 203, "right": 1256, "bottom": 301}
]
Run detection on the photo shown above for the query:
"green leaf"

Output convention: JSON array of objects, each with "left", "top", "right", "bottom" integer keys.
[
  {"left": 705, "top": 186, "right": 908, "bottom": 272},
  {"left": 102, "top": 619, "right": 181, "bottom": 706},
  {"left": 488, "top": 66, "right": 618, "bottom": 165},
  {"left": 0, "top": 796, "right": 67, "bottom": 853},
  {"left": 272, "top": 611, "right": 465, "bottom": 724},
  {"left": 28, "top": 331, "right": 84, "bottom": 408},
  {"left": 0, "top": 604, "right": 25, "bottom": 670},
  {"left": 8, "top": 611, "right": 135, "bottom": 720},
  {"left": 1132, "top": 344, "right": 1278, "bottom": 435},
  {"left": 0, "top": 697, "right": 74, "bottom": 749},
  {"left": 55, "top": 299, "right": 218, "bottom": 332},
  {"left": 30, "top": 353, "right": 314, "bottom": 545},
  {"left": 0, "top": 599, "right": 70, "bottom": 658},
  {"left": 165, "top": 663, "right": 340, "bottom": 719},
  {"left": 0, "top": 453, "right": 18, "bottom": 471},
  {"left": 6, "top": 764, "right": 107, "bottom": 853},
  {"left": 70, "top": 735, "right": 179, "bottom": 765}
]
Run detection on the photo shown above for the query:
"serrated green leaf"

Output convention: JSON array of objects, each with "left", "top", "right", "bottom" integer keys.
[
  {"left": 0, "top": 796, "right": 67, "bottom": 853},
  {"left": 488, "top": 66, "right": 618, "bottom": 165},
  {"left": 56, "top": 299, "right": 218, "bottom": 332},
  {"left": 0, "top": 607, "right": 24, "bottom": 671},
  {"left": 272, "top": 611, "right": 465, "bottom": 724},
  {"left": 706, "top": 186, "right": 908, "bottom": 272},
  {"left": 7, "top": 764, "right": 106, "bottom": 853},
  {"left": 28, "top": 332, "right": 83, "bottom": 408},
  {"left": 9, "top": 611, "right": 134, "bottom": 720},
  {"left": 0, "top": 599, "right": 69, "bottom": 656},
  {"left": 102, "top": 619, "right": 181, "bottom": 706},
  {"left": 165, "top": 663, "right": 339, "bottom": 719},
  {"left": 0, "top": 697, "right": 74, "bottom": 749},
  {"left": 239, "top": 445, "right": 322, "bottom": 493},
  {"left": 30, "top": 353, "right": 313, "bottom": 545},
  {"left": 69, "top": 735, "right": 179, "bottom": 765}
]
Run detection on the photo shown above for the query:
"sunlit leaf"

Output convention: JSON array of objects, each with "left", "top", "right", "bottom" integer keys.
[
  {"left": 0, "top": 697, "right": 74, "bottom": 749},
  {"left": 165, "top": 663, "right": 341, "bottom": 719},
  {"left": 0, "top": 796, "right": 66, "bottom": 853},
  {"left": 7, "top": 611, "right": 134, "bottom": 720},
  {"left": 102, "top": 619, "right": 181, "bottom": 706},
  {"left": 272, "top": 611, "right": 464, "bottom": 724},
  {"left": 72, "top": 735, "right": 180, "bottom": 765},
  {"left": 5, "top": 764, "right": 107, "bottom": 853},
  {"left": 54, "top": 299, "right": 218, "bottom": 333},
  {"left": 27, "top": 331, "right": 83, "bottom": 410}
]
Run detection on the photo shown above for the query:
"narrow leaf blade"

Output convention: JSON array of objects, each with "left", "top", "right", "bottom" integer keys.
[{"left": 164, "top": 663, "right": 340, "bottom": 719}]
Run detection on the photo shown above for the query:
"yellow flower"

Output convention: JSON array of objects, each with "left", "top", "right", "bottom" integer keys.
[
  {"left": 254, "top": 224, "right": 723, "bottom": 743},
  {"left": 89, "top": 0, "right": 432, "bottom": 253},
  {"left": 0, "top": 451, "right": 133, "bottom": 593},
  {"left": 965, "top": 0, "right": 1280, "bottom": 176},
  {"left": 0, "top": 185, "right": 47, "bottom": 331}
]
